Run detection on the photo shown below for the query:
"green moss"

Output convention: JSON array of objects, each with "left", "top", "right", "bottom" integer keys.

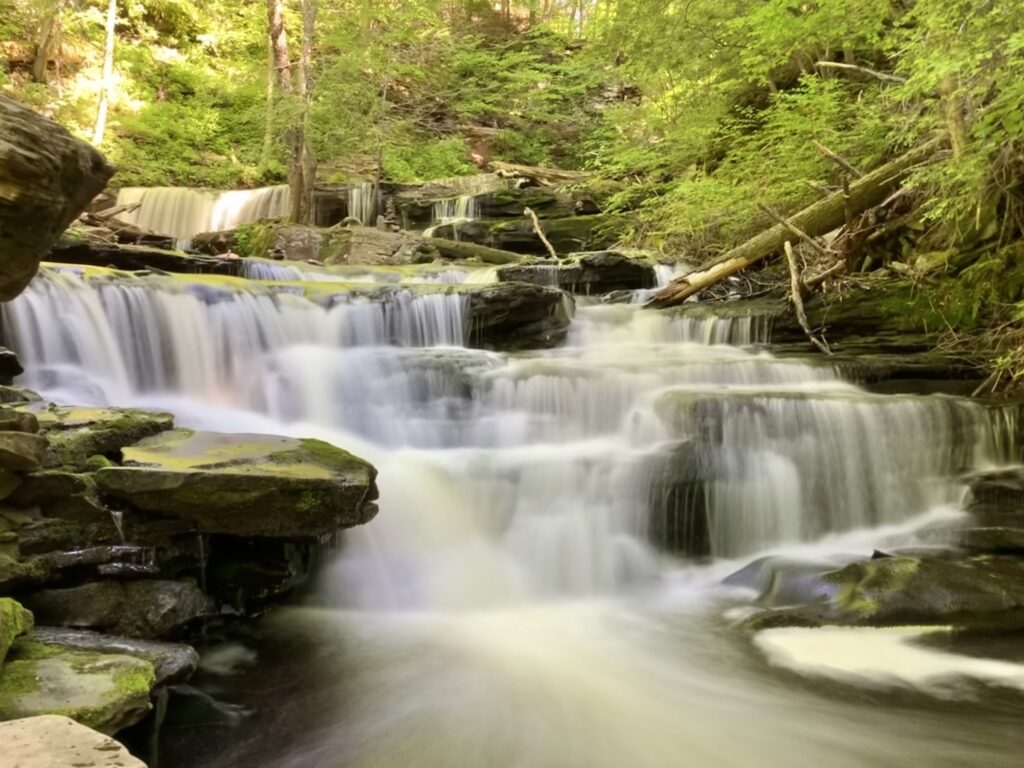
[
  {"left": 234, "top": 222, "right": 276, "bottom": 259},
  {"left": 0, "top": 599, "right": 34, "bottom": 665},
  {"left": 82, "top": 455, "right": 116, "bottom": 472}
]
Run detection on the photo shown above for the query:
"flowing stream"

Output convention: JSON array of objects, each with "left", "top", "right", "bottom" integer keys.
[{"left": 4, "top": 266, "right": 1024, "bottom": 767}]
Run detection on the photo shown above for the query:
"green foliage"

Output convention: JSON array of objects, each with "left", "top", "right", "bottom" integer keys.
[{"left": 382, "top": 134, "right": 476, "bottom": 184}]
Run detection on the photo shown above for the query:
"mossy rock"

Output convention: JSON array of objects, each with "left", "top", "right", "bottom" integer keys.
[
  {"left": 743, "top": 555, "right": 1024, "bottom": 631},
  {"left": 0, "top": 554, "right": 49, "bottom": 592},
  {"left": 23, "top": 406, "right": 174, "bottom": 470},
  {"left": 0, "top": 642, "right": 155, "bottom": 734},
  {"left": 0, "top": 433, "right": 48, "bottom": 472},
  {"left": 0, "top": 598, "right": 33, "bottom": 665},
  {"left": 95, "top": 431, "right": 378, "bottom": 538}
]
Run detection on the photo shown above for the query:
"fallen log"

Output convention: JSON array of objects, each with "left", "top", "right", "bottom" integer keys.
[
  {"left": 646, "top": 139, "right": 943, "bottom": 309},
  {"left": 423, "top": 237, "right": 524, "bottom": 265},
  {"left": 490, "top": 162, "right": 593, "bottom": 186}
]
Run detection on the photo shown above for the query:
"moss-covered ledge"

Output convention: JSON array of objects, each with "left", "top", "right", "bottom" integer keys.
[{"left": 95, "top": 430, "right": 378, "bottom": 538}]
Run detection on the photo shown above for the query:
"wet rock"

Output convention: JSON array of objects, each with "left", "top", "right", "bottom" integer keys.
[
  {"left": 95, "top": 430, "right": 378, "bottom": 538},
  {"left": 0, "top": 597, "right": 33, "bottom": 664},
  {"left": 0, "top": 348, "right": 24, "bottom": 385},
  {"left": 30, "top": 627, "right": 198, "bottom": 685},
  {"left": 0, "top": 96, "right": 114, "bottom": 301},
  {"left": 0, "top": 714, "right": 146, "bottom": 767},
  {"left": 744, "top": 555, "right": 1024, "bottom": 631},
  {"left": 22, "top": 580, "right": 211, "bottom": 639},
  {"left": 0, "top": 432, "right": 48, "bottom": 472},
  {"left": 48, "top": 237, "right": 242, "bottom": 275},
  {"left": 486, "top": 215, "right": 617, "bottom": 256},
  {"left": 0, "top": 554, "right": 49, "bottom": 592},
  {"left": 0, "top": 643, "right": 155, "bottom": 733},
  {"left": 498, "top": 251, "right": 655, "bottom": 295},
  {"left": 0, "top": 385, "right": 42, "bottom": 405},
  {"left": 25, "top": 405, "right": 174, "bottom": 470},
  {"left": 0, "top": 406, "right": 39, "bottom": 433},
  {"left": 723, "top": 556, "right": 855, "bottom": 606},
  {"left": 467, "top": 282, "right": 572, "bottom": 351}
]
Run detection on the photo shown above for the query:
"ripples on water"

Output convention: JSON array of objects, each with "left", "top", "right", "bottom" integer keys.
[{"left": 3, "top": 267, "right": 1024, "bottom": 767}]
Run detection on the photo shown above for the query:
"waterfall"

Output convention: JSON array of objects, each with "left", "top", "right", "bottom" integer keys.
[
  {"left": 348, "top": 182, "right": 375, "bottom": 226},
  {"left": 239, "top": 260, "right": 479, "bottom": 285},
  {"left": 115, "top": 186, "right": 291, "bottom": 248},
  {"left": 3, "top": 266, "right": 1014, "bottom": 586},
  {"left": 7, "top": 261, "right": 1024, "bottom": 768},
  {"left": 423, "top": 194, "right": 480, "bottom": 239},
  {"left": 2, "top": 268, "right": 468, "bottom": 406}
]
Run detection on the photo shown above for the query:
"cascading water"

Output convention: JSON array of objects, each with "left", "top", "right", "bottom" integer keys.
[
  {"left": 423, "top": 194, "right": 480, "bottom": 239},
  {"left": 348, "top": 182, "right": 375, "bottom": 226},
  {"left": 3, "top": 265, "right": 1022, "bottom": 768},
  {"left": 115, "top": 186, "right": 291, "bottom": 249}
]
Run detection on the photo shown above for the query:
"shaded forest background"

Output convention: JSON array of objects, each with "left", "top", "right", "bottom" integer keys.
[{"left": 2, "top": 0, "right": 1024, "bottom": 382}]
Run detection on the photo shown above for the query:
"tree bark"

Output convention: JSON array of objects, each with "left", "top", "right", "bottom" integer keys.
[
  {"left": 91, "top": 0, "right": 117, "bottom": 145},
  {"left": 646, "top": 140, "right": 943, "bottom": 308},
  {"left": 297, "top": 0, "right": 317, "bottom": 224},
  {"left": 260, "top": 33, "right": 275, "bottom": 168},
  {"left": 32, "top": 0, "right": 63, "bottom": 84}
]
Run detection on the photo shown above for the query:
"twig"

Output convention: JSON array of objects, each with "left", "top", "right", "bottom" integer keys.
[
  {"left": 785, "top": 241, "right": 832, "bottom": 355},
  {"left": 525, "top": 206, "right": 559, "bottom": 260},
  {"left": 803, "top": 258, "right": 847, "bottom": 289},
  {"left": 812, "top": 140, "right": 864, "bottom": 178},
  {"left": 814, "top": 61, "right": 907, "bottom": 84},
  {"left": 757, "top": 203, "right": 835, "bottom": 259}
]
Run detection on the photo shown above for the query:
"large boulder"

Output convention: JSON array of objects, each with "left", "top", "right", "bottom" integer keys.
[
  {"left": 95, "top": 430, "right": 379, "bottom": 538},
  {"left": 0, "top": 96, "right": 114, "bottom": 300},
  {"left": 744, "top": 555, "right": 1024, "bottom": 631},
  {"left": 0, "top": 715, "right": 146, "bottom": 767},
  {"left": 0, "top": 643, "right": 155, "bottom": 733},
  {"left": 29, "top": 627, "right": 198, "bottom": 685},
  {"left": 467, "top": 282, "right": 572, "bottom": 351},
  {"left": 21, "top": 580, "right": 211, "bottom": 639}
]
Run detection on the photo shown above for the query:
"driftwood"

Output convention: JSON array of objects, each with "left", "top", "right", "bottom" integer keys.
[
  {"left": 424, "top": 236, "right": 524, "bottom": 265},
  {"left": 490, "top": 161, "right": 593, "bottom": 186},
  {"left": 646, "top": 140, "right": 942, "bottom": 309},
  {"left": 785, "top": 241, "right": 831, "bottom": 355},
  {"left": 525, "top": 206, "right": 559, "bottom": 260},
  {"left": 86, "top": 201, "right": 142, "bottom": 222}
]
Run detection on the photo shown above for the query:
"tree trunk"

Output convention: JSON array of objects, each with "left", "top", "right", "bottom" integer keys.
[
  {"left": 32, "top": 0, "right": 63, "bottom": 84},
  {"left": 260, "top": 33, "right": 275, "bottom": 168},
  {"left": 646, "top": 140, "right": 943, "bottom": 308},
  {"left": 297, "top": 0, "right": 317, "bottom": 224},
  {"left": 91, "top": 0, "right": 116, "bottom": 145},
  {"left": 424, "top": 237, "right": 524, "bottom": 265},
  {"left": 267, "top": 0, "right": 293, "bottom": 95}
]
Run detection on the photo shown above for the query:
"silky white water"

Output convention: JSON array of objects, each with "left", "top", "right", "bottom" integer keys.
[
  {"left": 423, "top": 194, "right": 480, "bottom": 239},
  {"left": 3, "top": 265, "right": 1023, "bottom": 767}
]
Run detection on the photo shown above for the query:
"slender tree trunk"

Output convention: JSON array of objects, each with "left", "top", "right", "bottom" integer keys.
[
  {"left": 32, "top": 0, "right": 63, "bottom": 84},
  {"left": 260, "top": 34, "right": 275, "bottom": 169},
  {"left": 92, "top": 0, "right": 116, "bottom": 145},
  {"left": 940, "top": 74, "right": 968, "bottom": 159},
  {"left": 267, "top": 0, "right": 293, "bottom": 94},
  {"left": 297, "top": 0, "right": 317, "bottom": 224}
]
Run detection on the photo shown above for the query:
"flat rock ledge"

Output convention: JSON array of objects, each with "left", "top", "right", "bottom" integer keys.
[
  {"left": 96, "top": 429, "right": 379, "bottom": 538},
  {"left": 0, "top": 714, "right": 145, "bottom": 768}
]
